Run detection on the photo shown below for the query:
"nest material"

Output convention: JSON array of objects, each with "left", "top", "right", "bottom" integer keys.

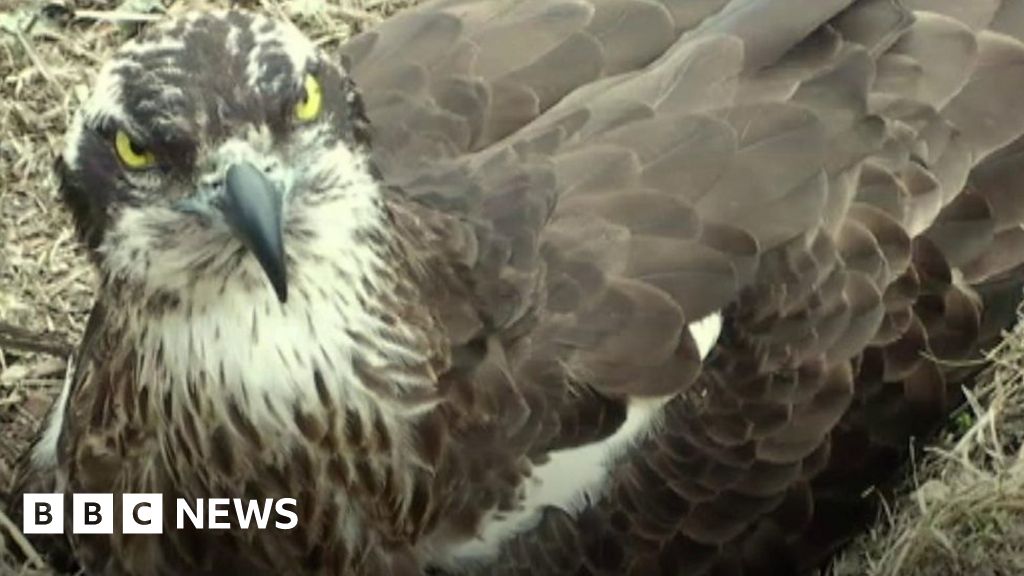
[
  {"left": 832, "top": 320, "right": 1024, "bottom": 576},
  {"left": 2, "top": 2, "right": 1024, "bottom": 575}
]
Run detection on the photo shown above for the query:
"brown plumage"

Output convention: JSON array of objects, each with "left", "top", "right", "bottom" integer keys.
[{"left": 9, "top": 1, "right": 1024, "bottom": 575}]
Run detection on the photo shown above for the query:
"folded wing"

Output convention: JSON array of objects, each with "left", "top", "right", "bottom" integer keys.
[{"left": 342, "top": 0, "right": 1024, "bottom": 573}]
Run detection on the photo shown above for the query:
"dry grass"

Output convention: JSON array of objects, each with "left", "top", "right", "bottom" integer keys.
[
  {"left": 3, "top": 1, "right": 1024, "bottom": 575},
  {"left": 832, "top": 320, "right": 1024, "bottom": 576}
]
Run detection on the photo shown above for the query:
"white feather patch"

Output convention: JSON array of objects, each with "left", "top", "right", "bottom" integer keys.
[
  {"left": 439, "top": 312, "right": 724, "bottom": 565},
  {"left": 30, "top": 355, "right": 75, "bottom": 471}
]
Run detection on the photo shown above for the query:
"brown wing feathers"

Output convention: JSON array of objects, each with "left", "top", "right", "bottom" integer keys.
[{"left": 344, "top": 0, "right": 1024, "bottom": 574}]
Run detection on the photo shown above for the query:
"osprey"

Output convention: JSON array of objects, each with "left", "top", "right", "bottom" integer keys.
[{"left": 11, "top": 0, "right": 1024, "bottom": 574}]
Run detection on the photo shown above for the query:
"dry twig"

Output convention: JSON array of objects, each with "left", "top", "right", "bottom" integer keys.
[{"left": 0, "top": 323, "right": 72, "bottom": 359}]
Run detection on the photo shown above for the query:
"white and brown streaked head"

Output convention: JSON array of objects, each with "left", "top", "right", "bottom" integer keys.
[
  {"left": 58, "top": 11, "right": 377, "bottom": 305},
  {"left": 48, "top": 8, "right": 450, "bottom": 464},
  {"left": 48, "top": 10, "right": 450, "bottom": 485}
]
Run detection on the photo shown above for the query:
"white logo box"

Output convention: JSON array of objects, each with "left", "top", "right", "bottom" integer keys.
[{"left": 23, "top": 493, "right": 162, "bottom": 535}]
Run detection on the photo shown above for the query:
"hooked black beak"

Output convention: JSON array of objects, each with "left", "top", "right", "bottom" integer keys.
[{"left": 221, "top": 162, "right": 288, "bottom": 303}]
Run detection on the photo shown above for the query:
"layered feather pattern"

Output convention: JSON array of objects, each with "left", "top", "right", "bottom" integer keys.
[{"left": 341, "top": 0, "right": 1024, "bottom": 573}]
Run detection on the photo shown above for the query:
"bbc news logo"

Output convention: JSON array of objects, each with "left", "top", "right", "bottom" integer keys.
[{"left": 23, "top": 494, "right": 298, "bottom": 534}]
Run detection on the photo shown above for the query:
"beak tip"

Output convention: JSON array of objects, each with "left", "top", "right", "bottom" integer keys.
[
  {"left": 262, "top": 250, "right": 288, "bottom": 304},
  {"left": 274, "top": 280, "right": 288, "bottom": 304}
]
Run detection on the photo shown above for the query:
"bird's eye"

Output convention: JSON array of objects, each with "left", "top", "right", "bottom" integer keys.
[
  {"left": 114, "top": 130, "right": 156, "bottom": 169},
  {"left": 295, "top": 74, "right": 323, "bottom": 122}
]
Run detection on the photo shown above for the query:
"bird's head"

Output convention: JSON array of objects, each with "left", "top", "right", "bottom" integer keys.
[{"left": 59, "top": 11, "right": 377, "bottom": 305}]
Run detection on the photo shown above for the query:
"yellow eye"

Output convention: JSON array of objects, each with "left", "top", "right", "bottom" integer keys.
[
  {"left": 114, "top": 130, "right": 156, "bottom": 169},
  {"left": 295, "top": 74, "right": 322, "bottom": 121}
]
